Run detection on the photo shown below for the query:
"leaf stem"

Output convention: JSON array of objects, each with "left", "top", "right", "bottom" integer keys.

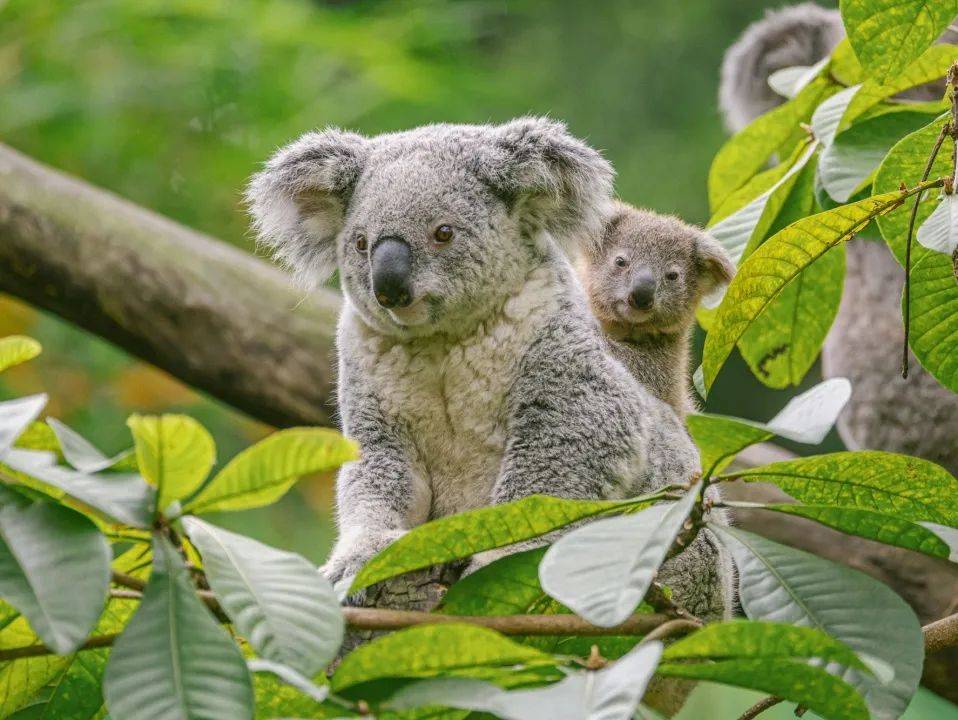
[{"left": 736, "top": 696, "right": 783, "bottom": 720}]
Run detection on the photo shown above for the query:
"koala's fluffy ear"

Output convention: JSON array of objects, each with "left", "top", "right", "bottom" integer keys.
[
  {"left": 695, "top": 231, "right": 736, "bottom": 296},
  {"left": 246, "top": 129, "right": 368, "bottom": 289},
  {"left": 482, "top": 117, "right": 615, "bottom": 253}
]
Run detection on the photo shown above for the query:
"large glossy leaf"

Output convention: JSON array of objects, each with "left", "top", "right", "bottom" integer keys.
[
  {"left": 702, "top": 190, "right": 913, "bottom": 391},
  {"left": 0, "top": 394, "right": 47, "bottom": 456},
  {"left": 874, "top": 116, "right": 958, "bottom": 391},
  {"left": 0, "top": 614, "right": 72, "bottom": 717},
  {"left": 102, "top": 535, "right": 254, "bottom": 720},
  {"left": 0, "top": 336, "right": 41, "bottom": 373},
  {"left": 706, "top": 142, "right": 818, "bottom": 265},
  {"left": 738, "top": 245, "right": 845, "bottom": 388},
  {"left": 821, "top": 110, "right": 938, "bottom": 202},
  {"left": 331, "top": 624, "right": 556, "bottom": 694},
  {"left": 657, "top": 659, "right": 868, "bottom": 720},
  {"left": 182, "top": 517, "right": 344, "bottom": 676},
  {"left": 727, "top": 451, "right": 958, "bottom": 526},
  {"left": 386, "top": 641, "right": 663, "bottom": 720},
  {"left": 663, "top": 620, "right": 869, "bottom": 670},
  {"left": 539, "top": 482, "right": 701, "bottom": 627},
  {"left": 127, "top": 414, "right": 215, "bottom": 513},
  {"left": 0, "top": 500, "right": 109, "bottom": 654},
  {"left": 841, "top": 0, "right": 958, "bottom": 84},
  {"left": 3, "top": 448, "right": 154, "bottom": 528},
  {"left": 844, "top": 45, "right": 958, "bottom": 128},
  {"left": 713, "top": 525, "right": 923, "bottom": 720},
  {"left": 185, "top": 428, "right": 357, "bottom": 515},
  {"left": 47, "top": 419, "right": 132, "bottom": 474},
  {"left": 351, "top": 494, "right": 655, "bottom": 592},
  {"left": 757, "top": 504, "right": 953, "bottom": 559},
  {"left": 916, "top": 192, "right": 958, "bottom": 255},
  {"left": 708, "top": 78, "right": 833, "bottom": 210},
  {"left": 687, "top": 378, "right": 851, "bottom": 474}
]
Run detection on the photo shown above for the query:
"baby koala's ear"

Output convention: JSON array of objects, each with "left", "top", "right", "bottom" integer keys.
[
  {"left": 246, "top": 129, "right": 368, "bottom": 290},
  {"left": 695, "top": 231, "right": 736, "bottom": 297},
  {"left": 482, "top": 116, "right": 615, "bottom": 254}
]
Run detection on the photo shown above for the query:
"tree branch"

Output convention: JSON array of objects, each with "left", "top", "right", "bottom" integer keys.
[
  {"left": 0, "top": 142, "right": 341, "bottom": 428},
  {"left": 736, "top": 696, "right": 783, "bottom": 720}
]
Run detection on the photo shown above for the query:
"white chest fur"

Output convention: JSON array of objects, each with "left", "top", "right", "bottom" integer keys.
[{"left": 342, "top": 267, "right": 560, "bottom": 518}]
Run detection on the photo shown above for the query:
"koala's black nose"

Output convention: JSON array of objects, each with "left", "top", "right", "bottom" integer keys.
[
  {"left": 629, "top": 271, "right": 656, "bottom": 310},
  {"left": 371, "top": 236, "right": 414, "bottom": 309}
]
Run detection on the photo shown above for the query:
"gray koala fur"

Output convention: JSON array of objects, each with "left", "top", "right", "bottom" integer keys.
[
  {"left": 578, "top": 201, "right": 736, "bottom": 418},
  {"left": 246, "top": 119, "right": 724, "bottom": 614},
  {"left": 719, "top": 4, "right": 958, "bottom": 476}
]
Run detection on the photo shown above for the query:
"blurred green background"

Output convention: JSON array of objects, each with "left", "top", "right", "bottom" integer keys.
[{"left": 4, "top": 0, "right": 807, "bottom": 562}]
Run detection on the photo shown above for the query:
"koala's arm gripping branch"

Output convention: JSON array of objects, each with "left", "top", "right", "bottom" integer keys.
[{"left": 0, "top": 142, "right": 342, "bottom": 428}]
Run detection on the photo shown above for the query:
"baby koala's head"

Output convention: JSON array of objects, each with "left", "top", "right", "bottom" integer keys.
[{"left": 581, "top": 201, "right": 735, "bottom": 338}]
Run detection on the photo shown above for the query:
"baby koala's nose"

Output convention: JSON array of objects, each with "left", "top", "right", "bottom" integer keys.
[
  {"left": 371, "top": 236, "right": 414, "bottom": 309},
  {"left": 628, "top": 273, "right": 656, "bottom": 310}
]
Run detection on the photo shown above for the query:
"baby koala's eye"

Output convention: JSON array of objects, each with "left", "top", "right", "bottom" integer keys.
[
  {"left": 665, "top": 270, "right": 680, "bottom": 281},
  {"left": 614, "top": 256, "right": 628, "bottom": 268},
  {"left": 434, "top": 224, "right": 455, "bottom": 243},
  {"left": 354, "top": 233, "right": 368, "bottom": 254}
]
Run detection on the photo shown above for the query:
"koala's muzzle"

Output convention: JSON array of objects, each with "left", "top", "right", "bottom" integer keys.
[
  {"left": 371, "top": 236, "right": 414, "bottom": 309},
  {"left": 628, "top": 269, "right": 656, "bottom": 310}
]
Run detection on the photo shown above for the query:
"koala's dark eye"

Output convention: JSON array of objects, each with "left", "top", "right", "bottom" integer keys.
[
  {"left": 665, "top": 270, "right": 680, "bottom": 281},
  {"left": 354, "top": 233, "right": 368, "bottom": 254},
  {"left": 434, "top": 224, "right": 454, "bottom": 243},
  {"left": 614, "top": 256, "right": 628, "bottom": 268}
]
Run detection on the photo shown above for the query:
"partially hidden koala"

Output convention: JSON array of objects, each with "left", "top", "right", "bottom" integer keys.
[
  {"left": 720, "top": 4, "right": 958, "bottom": 475},
  {"left": 246, "top": 118, "right": 706, "bottom": 594},
  {"left": 578, "top": 201, "right": 735, "bottom": 418}
]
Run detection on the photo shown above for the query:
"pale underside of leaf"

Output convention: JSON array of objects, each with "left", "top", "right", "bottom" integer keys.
[{"left": 0, "top": 336, "right": 42, "bottom": 374}]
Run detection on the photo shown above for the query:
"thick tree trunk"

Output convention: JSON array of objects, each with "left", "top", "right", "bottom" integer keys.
[{"left": 0, "top": 142, "right": 341, "bottom": 428}]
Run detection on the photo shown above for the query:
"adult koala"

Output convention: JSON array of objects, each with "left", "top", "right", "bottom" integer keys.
[{"left": 246, "top": 119, "right": 716, "bottom": 610}]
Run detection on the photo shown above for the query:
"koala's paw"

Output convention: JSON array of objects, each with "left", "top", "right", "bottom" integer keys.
[{"left": 320, "top": 529, "right": 407, "bottom": 605}]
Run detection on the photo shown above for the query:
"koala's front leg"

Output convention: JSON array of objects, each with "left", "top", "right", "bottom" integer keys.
[{"left": 322, "top": 428, "right": 430, "bottom": 592}]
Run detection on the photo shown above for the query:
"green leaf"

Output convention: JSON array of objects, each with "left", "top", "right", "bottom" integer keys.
[
  {"left": 386, "top": 641, "right": 663, "bottom": 720},
  {"left": 726, "top": 450, "right": 958, "bottom": 526},
  {"left": 248, "top": 659, "right": 329, "bottom": 703},
  {"left": 127, "top": 414, "right": 215, "bottom": 514},
  {"left": 712, "top": 525, "right": 923, "bottom": 720},
  {"left": 0, "top": 500, "right": 109, "bottom": 654},
  {"left": 538, "top": 482, "right": 701, "bottom": 627},
  {"left": 811, "top": 84, "right": 862, "bottom": 147},
  {"left": 331, "top": 624, "right": 556, "bottom": 694},
  {"left": 708, "top": 78, "right": 833, "bottom": 211},
  {"left": 46, "top": 419, "right": 133, "bottom": 474},
  {"left": 663, "top": 620, "right": 870, "bottom": 671},
  {"left": 688, "top": 378, "right": 851, "bottom": 474},
  {"left": 0, "top": 395, "right": 47, "bottom": 455},
  {"left": 0, "top": 615, "right": 72, "bottom": 717},
  {"left": 182, "top": 517, "right": 344, "bottom": 676},
  {"left": 102, "top": 535, "right": 253, "bottom": 720},
  {"left": 707, "top": 141, "right": 818, "bottom": 265},
  {"left": 185, "top": 428, "right": 356, "bottom": 515},
  {"left": 351, "top": 494, "right": 655, "bottom": 592},
  {"left": 874, "top": 115, "right": 958, "bottom": 391},
  {"left": 758, "top": 504, "right": 953, "bottom": 559},
  {"left": 738, "top": 244, "right": 845, "bottom": 388},
  {"left": 437, "top": 548, "right": 642, "bottom": 661},
  {"left": 702, "top": 190, "right": 915, "bottom": 391},
  {"left": 3, "top": 448, "right": 154, "bottom": 528},
  {"left": 657, "top": 659, "right": 868, "bottom": 720},
  {"left": 841, "top": 0, "right": 958, "bottom": 85},
  {"left": 821, "top": 109, "right": 938, "bottom": 203},
  {"left": 0, "top": 337, "right": 41, "bottom": 373}
]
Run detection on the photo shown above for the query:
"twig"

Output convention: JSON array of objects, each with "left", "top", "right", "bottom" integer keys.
[
  {"left": 737, "top": 696, "right": 784, "bottom": 720},
  {"left": 111, "top": 570, "right": 146, "bottom": 592},
  {"left": 640, "top": 618, "right": 701, "bottom": 644},
  {"left": 902, "top": 120, "right": 950, "bottom": 378},
  {"left": 924, "top": 609, "right": 958, "bottom": 654},
  {"left": 0, "top": 633, "right": 119, "bottom": 661}
]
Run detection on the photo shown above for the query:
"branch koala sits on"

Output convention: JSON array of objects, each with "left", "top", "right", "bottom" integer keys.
[
  {"left": 247, "top": 118, "right": 713, "bottom": 604},
  {"left": 578, "top": 201, "right": 735, "bottom": 418}
]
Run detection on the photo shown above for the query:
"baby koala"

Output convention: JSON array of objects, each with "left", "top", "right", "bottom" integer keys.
[{"left": 579, "top": 201, "right": 735, "bottom": 417}]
